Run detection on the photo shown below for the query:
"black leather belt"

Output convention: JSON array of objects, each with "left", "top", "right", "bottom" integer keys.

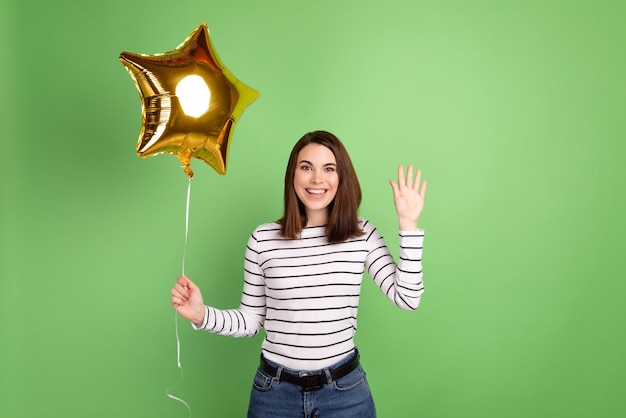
[{"left": 260, "top": 350, "right": 360, "bottom": 391}]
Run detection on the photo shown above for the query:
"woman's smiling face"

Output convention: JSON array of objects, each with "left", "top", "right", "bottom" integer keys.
[{"left": 293, "top": 143, "right": 339, "bottom": 226}]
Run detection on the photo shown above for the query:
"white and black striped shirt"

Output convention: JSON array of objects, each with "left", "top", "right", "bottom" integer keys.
[{"left": 195, "top": 218, "right": 425, "bottom": 370}]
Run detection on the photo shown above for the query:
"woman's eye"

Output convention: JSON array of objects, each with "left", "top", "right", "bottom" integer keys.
[
  {"left": 300, "top": 165, "right": 311, "bottom": 171},
  {"left": 324, "top": 166, "right": 336, "bottom": 172}
]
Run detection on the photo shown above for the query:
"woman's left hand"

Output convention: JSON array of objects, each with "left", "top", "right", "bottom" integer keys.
[{"left": 390, "top": 165, "right": 427, "bottom": 230}]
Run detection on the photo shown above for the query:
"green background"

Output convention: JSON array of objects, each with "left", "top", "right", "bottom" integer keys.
[{"left": 1, "top": 0, "right": 625, "bottom": 417}]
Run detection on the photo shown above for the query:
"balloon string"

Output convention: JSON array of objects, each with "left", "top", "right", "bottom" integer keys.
[
  {"left": 166, "top": 311, "right": 191, "bottom": 416},
  {"left": 182, "top": 177, "right": 192, "bottom": 277},
  {"left": 166, "top": 176, "right": 193, "bottom": 417}
]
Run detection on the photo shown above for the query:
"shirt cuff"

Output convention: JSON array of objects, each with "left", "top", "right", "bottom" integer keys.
[{"left": 399, "top": 228, "right": 425, "bottom": 236}]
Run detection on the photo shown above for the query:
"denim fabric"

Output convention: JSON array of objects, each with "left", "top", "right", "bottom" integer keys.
[{"left": 247, "top": 352, "right": 376, "bottom": 418}]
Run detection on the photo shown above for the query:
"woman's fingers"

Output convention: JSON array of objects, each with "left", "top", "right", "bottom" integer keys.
[
  {"left": 171, "top": 276, "right": 194, "bottom": 306},
  {"left": 419, "top": 178, "right": 427, "bottom": 197},
  {"left": 398, "top": 164, "right": 423, "bottom": 190},
  {"left": 406, "top": 165, "right": 414, "bottom": 189},
  {"left": 172, "top": 282, "right": 189, "bottom": 298},
  {"left": 413, "top": 168, "right": 421, "bottom": 191},
  {"left": 397, "top": 165, "right": 405, "bottom": 188}
]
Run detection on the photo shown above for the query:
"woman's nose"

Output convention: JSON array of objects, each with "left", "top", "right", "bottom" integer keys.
[{"left": 311, "top": 170, "right": 322, "bottom": 183}]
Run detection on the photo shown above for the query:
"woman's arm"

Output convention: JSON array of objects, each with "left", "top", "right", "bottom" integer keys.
[
  {"left": 364, "top": 223, "right": 424, "bottom": 311},
  {"left": 364, "top": 165, "right": 427, "bottom": 310},
  {"left": 170, "top": 234, "right": 266, "bottom": 337}
]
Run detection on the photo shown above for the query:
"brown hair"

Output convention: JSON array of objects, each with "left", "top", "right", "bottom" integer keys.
[{"left": 278, "top": 130, "right": 365, "bottom": 243}]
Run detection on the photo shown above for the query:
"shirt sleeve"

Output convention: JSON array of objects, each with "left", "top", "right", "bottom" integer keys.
[
  {"left": 192, "top": 232, "right": 267, "bottom": 337},
  {"left": 364, "top": 222, "right": 425, "bottom": 311}
]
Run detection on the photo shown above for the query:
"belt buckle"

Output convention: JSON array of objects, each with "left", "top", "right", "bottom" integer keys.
[{"left": 301, "top": 373, "right": 325, "bottom": 391}]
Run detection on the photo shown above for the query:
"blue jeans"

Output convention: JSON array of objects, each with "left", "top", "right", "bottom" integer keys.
[{"left": 247, "top": 352, "right": 376, "bottom": 418}]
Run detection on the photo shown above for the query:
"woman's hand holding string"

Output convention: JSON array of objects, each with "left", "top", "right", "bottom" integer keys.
[{"left": 171, "top": 275, "right": 206, "bottom": 327}]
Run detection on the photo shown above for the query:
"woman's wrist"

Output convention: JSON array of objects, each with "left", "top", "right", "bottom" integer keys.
[
  {"left": 193, "top": 306, "right": 207, "bottom": 327},
  {"left": 398, "top": 217, "right": 418, "bottom": 231}
]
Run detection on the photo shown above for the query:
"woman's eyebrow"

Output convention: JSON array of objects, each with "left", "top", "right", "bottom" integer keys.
[{"left": 297, "top": 159, "right": 337, "bottom": 167}]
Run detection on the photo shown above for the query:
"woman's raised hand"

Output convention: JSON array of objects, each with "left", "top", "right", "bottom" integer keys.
[
  {"left": 390, "top": 165, "right": 427, "bottom": 231},
  {"left": 171, "top": 275, "right": 206, "bottom": 326}
]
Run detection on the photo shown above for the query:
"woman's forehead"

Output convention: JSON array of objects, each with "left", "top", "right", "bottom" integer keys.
[{"left": 297, "top": 143, "right": 336, "bottom": 163}]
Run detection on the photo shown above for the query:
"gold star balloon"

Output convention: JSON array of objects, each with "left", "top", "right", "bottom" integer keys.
[{"left": 119, "top": 23, "right": 260, "bottom": 178}]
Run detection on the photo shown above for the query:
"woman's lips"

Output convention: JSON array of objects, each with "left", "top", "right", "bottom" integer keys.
[{"left": 306, "top": 188, "right": 327, "bottom": 198}]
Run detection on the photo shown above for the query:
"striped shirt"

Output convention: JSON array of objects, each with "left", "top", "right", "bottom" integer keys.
[{"left": 194, "top": 218, "right": 425, "bottom": 370}]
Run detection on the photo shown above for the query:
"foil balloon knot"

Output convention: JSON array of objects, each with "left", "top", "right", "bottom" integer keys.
[{"left": 120, "top": 23, "right": 260, "bottom": 177}]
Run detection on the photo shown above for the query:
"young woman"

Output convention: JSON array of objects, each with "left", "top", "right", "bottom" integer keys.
[{"left": 171, "top": 130, "right": 427, "bottom": 417}]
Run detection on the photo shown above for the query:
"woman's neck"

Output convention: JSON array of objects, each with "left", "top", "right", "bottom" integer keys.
[{"left": 305, "top": 210, "right": 328, "bottom": 227}]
